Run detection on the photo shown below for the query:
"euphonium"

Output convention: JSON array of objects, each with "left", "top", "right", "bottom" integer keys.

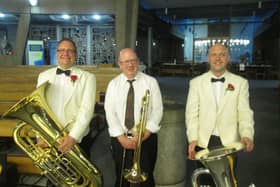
[
  {"left": 191, "top": 142, "right": 243, "bottom": 187},
  {"left": 123, "top": 89, "right": 150, "bottom": 183},
  {"left": 2, "top": 82, "right": 102, "bottom": 187}
]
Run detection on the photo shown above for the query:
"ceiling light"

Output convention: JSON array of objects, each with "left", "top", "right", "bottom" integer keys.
[
  {"left": 29, "top": 0, "right": 38, "bottom": 6},
  {"left": 92, "top": 14, "right": 101, "bottom": 20},
  {"left": 0, "top": 13, "right": 5, "bottom": 18},
  {"left": 258, "top": 1, "right": 262, "bottom": 8},
  {"left": 164, "top": 8, "right": 168, "bottom": 15},
  {"left": 62, "top": 14, "right": 70, "bottom": 19}
]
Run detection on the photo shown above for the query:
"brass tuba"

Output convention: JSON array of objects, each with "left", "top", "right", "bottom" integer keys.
[
  {"left": 123, "top": 89, "right": 150, "bottom": 183},
  {"left": 2, "top": 82, "right": 102, "bottom": 187},
  {"left": 191, "top": 142, "right": 243, "bottom": 187}
]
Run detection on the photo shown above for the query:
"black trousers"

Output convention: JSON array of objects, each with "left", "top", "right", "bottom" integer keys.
[
  {"left": 194, "top": 135, "right": 238, "bottom": 186},
  {"left": 111, "top": 134, "right": 157, "bottom": 187}
]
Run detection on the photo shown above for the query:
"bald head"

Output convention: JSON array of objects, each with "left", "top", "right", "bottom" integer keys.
[
  {"left": 208, "top": 44, "right": 230, "bottom": 77},
  {"left": 118, "top": 48, "right": 139, "bottom": 80},
  {"left": 118, "top": 48, "right": 138, "bottom": 62},
  {"left": 208, "top": 44, "right": 229, "bottom": 56}
]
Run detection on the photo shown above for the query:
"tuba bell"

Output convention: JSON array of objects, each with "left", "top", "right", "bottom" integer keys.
[
  {"left": 122, "top": 89, "right": 150, "bottom": 184},
  {"left": 192, "top": 142, "right": 243, "bottom": 187},
  {"left": 2, "top": 82, "right": 102, "bottom": 187}
]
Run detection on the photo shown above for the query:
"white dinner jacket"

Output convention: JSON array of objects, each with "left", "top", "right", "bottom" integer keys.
[
  {"left": 185, "top": 71, "right": 254, "bottom": 148},
  {"left": 37, "top": 67, "right": 96, "bottom": 143}
]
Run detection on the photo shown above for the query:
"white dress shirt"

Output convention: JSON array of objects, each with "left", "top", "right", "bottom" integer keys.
[
  {"left": 211, "top": 73, "right": 225, "bottom": 136},
  {"left": 104, "top": 72, "right": 163, "bottom": 137}
]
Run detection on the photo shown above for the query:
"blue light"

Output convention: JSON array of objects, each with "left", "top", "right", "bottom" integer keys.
[
  {"left": 0, "top": 13, "right": 5, "bottom": 18},
  {"left": 92, "top": 14, "right": 101, "bottom": 20},
  {"left": 62, "top": 14, "right": 70, "bottom": 20}
]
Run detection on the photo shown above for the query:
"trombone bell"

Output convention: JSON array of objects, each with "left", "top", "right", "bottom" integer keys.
[{"left": 123, "top": 168, "right": 148, "bottom": 183}]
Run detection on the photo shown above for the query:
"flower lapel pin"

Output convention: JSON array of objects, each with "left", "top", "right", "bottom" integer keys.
[
  {"left": 226, "top": 83, "right": 235, "bottom": 91},
  {"left": 70, "top": 75, "right": 78, "bottom": 85}
]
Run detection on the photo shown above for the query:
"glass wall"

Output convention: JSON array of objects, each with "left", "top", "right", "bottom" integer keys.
[
  {"left": 0, "top": 12, "right": 115, "bottom": 65},
  {"left": 28, "top": 14, "right": 115, "bottom": 65},
  {"left": 181, "top": 18, "right": 256, "bottom": 64}
]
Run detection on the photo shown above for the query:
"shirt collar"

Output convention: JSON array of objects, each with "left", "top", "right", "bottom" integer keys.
[
  {"left": 121, "top": 71, "right": 140, "bottom": 82},
  {"left": 57, "top": 65, "right": 74, "bottom": 71},
  {"left": 210, "top": 70, "right": 227, "bottom": 79}
]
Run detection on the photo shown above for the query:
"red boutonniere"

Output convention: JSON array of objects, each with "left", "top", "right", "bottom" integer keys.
[
  {"left": 226, "top": 83, "right": 235, "bottom": 91},
  {"left": 70, "top": 75, "right": 78, "bottom": 84}
]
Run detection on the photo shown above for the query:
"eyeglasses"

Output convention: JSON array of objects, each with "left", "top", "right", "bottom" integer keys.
[
  {"left": 57, "top": 48, "right": 76, "bottom": 54},
  {"left": 120, "top": 59, "right": 138, "bottom": 64},
  {"left": 210, "top": 52, "right": 227, "bottom": 58}
]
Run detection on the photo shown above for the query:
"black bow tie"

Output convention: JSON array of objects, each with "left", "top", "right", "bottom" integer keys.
[
  {"left": 56, "top": 68, "right": 71, "bottom": 76},
  {"left": 211, "top": 77, "right": 225, "bottom": 83}
]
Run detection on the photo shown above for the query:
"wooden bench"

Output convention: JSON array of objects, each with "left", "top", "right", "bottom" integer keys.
[{"left": 0, "top": 65, "right": 120, "bottom": 174}]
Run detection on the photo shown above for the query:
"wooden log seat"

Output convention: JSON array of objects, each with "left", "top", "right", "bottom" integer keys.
[{"left": 0, "top": 65, "right": 120, "bottom": 174}]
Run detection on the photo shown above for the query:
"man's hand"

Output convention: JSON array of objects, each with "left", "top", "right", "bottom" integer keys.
[
  {"left": 117, "top": 135, "right": 137, "bottom": 150},
  {"left": 188, "top": 140, "right": 198, "bottom": 160},
  {"left": 143, "top": 130, "right": 151, "bottom": 141},
  {"left": 58, "top": 135, "right": 76, "bottom": 153},
  {"left": 241, "top": 137, "right": 254, "bottom": 152},
  {"left": 132, "top": 130, "right": 151, "bottom": 141},
  {"left": 36, "top": 138, "right": 49, "bottom": 148}
]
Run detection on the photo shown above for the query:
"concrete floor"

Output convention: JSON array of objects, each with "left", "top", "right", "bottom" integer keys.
[
  {"left": 157, "top": 76, "right": 280, "bottom": 187},
  {"left": 15, "top": 77, "right": 280, "bottom": 187}
]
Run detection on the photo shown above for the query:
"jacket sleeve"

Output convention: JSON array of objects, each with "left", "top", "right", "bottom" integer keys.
[
  {"left": 69, "top": 73, "right": 96, "bottom": 142},
  {"left": 237, "top": 80, "right": 254, "bottom": 141},
  {"left": 185, "top": 79, "right": 200, "bottom": 143}
]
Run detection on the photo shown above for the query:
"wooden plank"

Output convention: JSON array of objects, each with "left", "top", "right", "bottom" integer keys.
[
  {"left": 7, "top": 156, "right": 41, "bottom": 174},
  {"left": 0, "top": 119, "right": 18, "bottom": 137},
  {"left": 0, "top": 65, "right": 120, "bottom": 74},
  {"left": 0, "top": 120, "right": 36, "bottom": 137},
  {"left": 0, "top": 65, "right": 120, "bottom": 113},
  {"left": 0, "top": 102, "right": 17, "bottom": 114}
]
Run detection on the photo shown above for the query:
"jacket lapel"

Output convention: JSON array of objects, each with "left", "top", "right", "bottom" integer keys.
[
  {"left": 63, "top": 67, "right": 80, "bottom": 107},
  {"left": 47, "top": 68, "right": 57, "bottom": 84},
  {"left": 203, "top": 72, "right": 217, "bottom": 111},
  {"left": 217, "top": 72, "right": 231, "bottom": 114}
]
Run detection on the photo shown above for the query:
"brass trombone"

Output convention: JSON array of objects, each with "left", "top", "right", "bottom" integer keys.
[{"left": 120, "top": 90, "right": 150, "bottom": 186}]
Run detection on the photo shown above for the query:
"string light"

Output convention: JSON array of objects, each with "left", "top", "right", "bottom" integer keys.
[{"left": 195, "top": 38, "right": 250, "bottom": 47}]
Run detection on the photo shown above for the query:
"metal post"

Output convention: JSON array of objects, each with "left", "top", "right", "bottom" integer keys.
[
  {"left": 147, "top": 27, "right": 153, "bottom": 73},
  {"left": 86, "top": 25, "right": 92, "bottom": 65}
]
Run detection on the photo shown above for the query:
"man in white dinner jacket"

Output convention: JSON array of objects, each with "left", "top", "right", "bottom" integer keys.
[
  {"left": 36, "top": 38, "right": 96, "bottom": 154},
  {"left": 186, "top": 44, "right": 255, "bottom": 185}
]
